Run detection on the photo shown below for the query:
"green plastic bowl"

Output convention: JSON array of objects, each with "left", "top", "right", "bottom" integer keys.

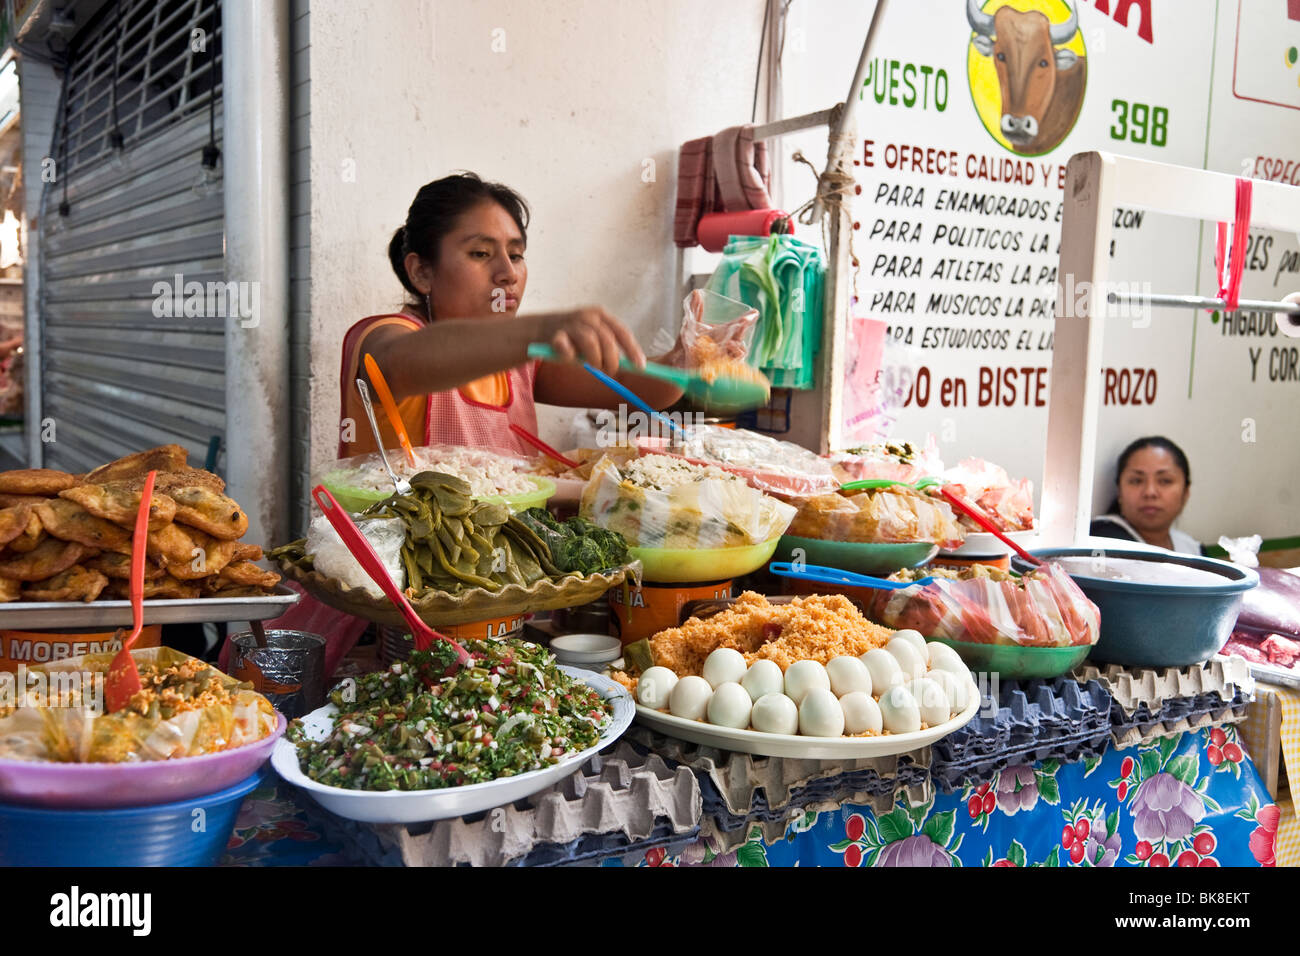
[
  {"left": 631, "top": 537, "right": 782, "bottom": 583},
  {"left": 930, "top": 637, "right": 1091, "bottom": 680},
  {"left": 773, "top": 536, "right": 938, "bottom": 576},
  {"left": 319, "top": 474, "right": 554, "bottom": 515}
]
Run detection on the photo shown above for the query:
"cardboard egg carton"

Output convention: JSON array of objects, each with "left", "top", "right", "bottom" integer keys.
[
  {"left": 297, "top": 741, "right": 701, "bottom": 867},
  {"left": 1073, "top": 657, "right": 1254, "bottom": 716}
]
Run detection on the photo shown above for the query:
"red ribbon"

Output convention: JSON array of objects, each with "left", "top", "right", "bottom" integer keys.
[{"left": 1215, "top": 177, "right": 1252, "bottom": 312}]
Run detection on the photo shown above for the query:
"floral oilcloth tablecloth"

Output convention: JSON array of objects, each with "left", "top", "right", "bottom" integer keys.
[{"left": 619, "top": 727, "right": 1281, "bottom": 868}]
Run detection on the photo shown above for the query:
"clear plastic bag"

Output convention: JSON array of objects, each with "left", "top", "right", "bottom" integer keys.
[
  {"left": 579, "top": 453, "right": 796, "bottom": 549},
  {"left": 305, "top": 513, "right": 407, "bottom": 598},
  {"left": 942, "top": 458, "right": 1035, "bottom": 532},
  {"left": 830, "top": 436, "right": 945, "bottom": 486},
  {"left": 863, "top": 565, "right": 1100, "bottom": 648},
  {"left": 638, "top": 424, "right": 837, "bottom": 497},
  {"left": 786, "top": 487, "right": 965, "bottom": 548}
]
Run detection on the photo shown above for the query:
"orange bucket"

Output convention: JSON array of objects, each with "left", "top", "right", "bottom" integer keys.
[
  {"left": 609, "top": 579, "right": 734, "bottom": 645},
  {"left": 0, "top": 626, "right": 162, "bottom": 673}
]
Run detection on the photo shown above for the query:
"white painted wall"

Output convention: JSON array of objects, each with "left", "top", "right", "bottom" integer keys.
[{"left": 306, "top": 0, "right": 767, "bottom": 473}]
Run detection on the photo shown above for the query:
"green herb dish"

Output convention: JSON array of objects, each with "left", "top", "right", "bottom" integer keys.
[
  {"left": 928, "top": 637, "right": 1090, "bottom": 680},
  {"left": 286, "top": 638, "right": 613, "bottom": 792}
]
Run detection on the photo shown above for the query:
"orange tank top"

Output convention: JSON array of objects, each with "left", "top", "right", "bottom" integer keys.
[{"left": 338, "top": 313, "right": 539, "bottom": 459}]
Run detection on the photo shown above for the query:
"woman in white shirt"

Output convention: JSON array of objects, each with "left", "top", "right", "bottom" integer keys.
[{"left": 1090, "top": 436, "right": 1204, "bottom": 555}]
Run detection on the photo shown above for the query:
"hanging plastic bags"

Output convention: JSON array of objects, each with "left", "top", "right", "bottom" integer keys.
[{"left": 705, "top": 233, "right": 826, "bottom": 389}]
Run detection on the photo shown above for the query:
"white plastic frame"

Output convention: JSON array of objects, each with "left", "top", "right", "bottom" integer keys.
[{"left": 1042, "top": 151, "right": 1300, "bottom": 544}]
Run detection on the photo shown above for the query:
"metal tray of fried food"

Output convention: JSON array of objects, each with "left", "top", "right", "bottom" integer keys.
[{"left": 0, "top": 584, "right": 300, "bottom": 629}]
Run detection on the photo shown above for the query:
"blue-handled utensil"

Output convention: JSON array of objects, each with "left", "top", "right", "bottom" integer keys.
[
  {"left": 768, "top": 561, "right": 937, "bottom": 589},
  {"left": 527, "top": 342, "right": 685, "bottom": 436}
]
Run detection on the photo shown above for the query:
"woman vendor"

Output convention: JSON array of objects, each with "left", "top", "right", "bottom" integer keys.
[
  {"left": 340, "top": 172, "right": 683, "bottom": 456},
  {"left": 1090, "top": 436, "right": 1204, "bottom": 555}
]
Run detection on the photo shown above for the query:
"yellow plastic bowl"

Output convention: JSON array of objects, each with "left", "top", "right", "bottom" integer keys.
[{"left": 631, "top": 537, "right": 782, "bottom": 583}]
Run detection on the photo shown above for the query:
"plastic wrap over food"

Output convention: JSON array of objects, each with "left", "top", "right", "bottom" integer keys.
[
  {"left": 786, "top": 488, "right": 965, "bottom": 548},
  {"left": 638, "top": 425, "right": 837, "bottom": 496},
  {"left": 942, "top": 458, "right": 1035, "bottom": 532},
  {"left": 306, "top": 513, "right": 406, "bottom": 598},
  {"left": 831, "top": 436, "right": 946, "bottom": 485},
  {"left": 316, "top": 444, "right": 541, "bottom": 499},
  {"left": 579, "top": 453, "right": 795, "bottom": 549},
  {"left": 864, "top": 565, "right": 1099, "bottom": 648},
  {"left": 0, "top": 647, "right": 278, "bottom": 763}
]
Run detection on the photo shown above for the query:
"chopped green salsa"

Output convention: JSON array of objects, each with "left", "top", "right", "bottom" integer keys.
[{"left": 287, "top": 639, "right": 612, "bottom": 791}]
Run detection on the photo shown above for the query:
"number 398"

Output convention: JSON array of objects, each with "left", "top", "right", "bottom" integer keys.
[{"left": 1110, "top": 99, "right": 1168, "bottom": 147}]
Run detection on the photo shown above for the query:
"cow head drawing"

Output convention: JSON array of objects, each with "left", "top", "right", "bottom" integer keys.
[{"left": 967, "top": 0, "right": 1087, "bottom": 154}]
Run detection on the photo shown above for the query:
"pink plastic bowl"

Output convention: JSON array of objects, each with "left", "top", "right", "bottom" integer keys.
[{"left": 0, "top": 714, "right": 285, "bottom": 809}]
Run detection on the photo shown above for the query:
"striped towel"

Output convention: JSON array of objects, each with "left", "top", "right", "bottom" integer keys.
[{"left": 674, "top": 125, "right": 772, "bottom": 248}]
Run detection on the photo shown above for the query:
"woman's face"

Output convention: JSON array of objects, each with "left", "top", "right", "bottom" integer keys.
[
  {"left": 1117, "top": 446, "right": 1190, "bottom": 535},
  {"left": 411, "top": 200, "right": 527, "bottom": 319}
]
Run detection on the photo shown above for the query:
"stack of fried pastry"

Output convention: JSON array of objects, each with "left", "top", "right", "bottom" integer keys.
[{"left": 0, "top": 445, "right": 280, "bottom": 603}]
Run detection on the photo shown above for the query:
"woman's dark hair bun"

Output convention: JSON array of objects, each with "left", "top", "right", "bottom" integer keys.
[
  {"left": 387, "top": 172, "right": 530, "bottom": 310},
  {"left": 387, "top": 226, "right": 421, "bottom": 298}
]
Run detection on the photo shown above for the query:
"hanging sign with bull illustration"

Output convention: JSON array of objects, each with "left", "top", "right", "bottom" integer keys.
[{"left": 967, "top": 0, "right": 1088, "bottom": 156}]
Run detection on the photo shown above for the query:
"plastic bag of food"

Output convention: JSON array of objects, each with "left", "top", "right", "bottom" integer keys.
[
  {"left": 580, "top": 453, "right": 795, "bottom": 549},
  {"left": 831, "top": 436, "right": 946, "bottom": 486},
  {"left": 677, "top": 289, "right": 760, "bottom": 368},
  {"left": 785, "top": 487, "right": 965, "bottom": 548},
  {"left": 942, "top": 458, "right": 1035, "bottom": 532},
  {"left": 305, "top": 513, "right": 406, "bottom": 598},
  {"left": 0, "top": 646, "right": 278, "bottom": 763},
  {"left": 863, "top": 564, "right": 1099, "bottom": 648},
  {"left": 637, "top": 424, "right": 837, "bottom": 497}
]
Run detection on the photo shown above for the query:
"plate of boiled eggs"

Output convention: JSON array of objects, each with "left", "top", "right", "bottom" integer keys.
[{"left": 632, "top": 630, "right": 981, "bottom": 759}]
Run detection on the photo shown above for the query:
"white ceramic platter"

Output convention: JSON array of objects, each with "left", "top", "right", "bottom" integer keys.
[
  {"left": 634, "top": 685, "right": 980, "bottom": 759},
  {"left": 271, "top": 666, "right": 633, "bottom": 823}
]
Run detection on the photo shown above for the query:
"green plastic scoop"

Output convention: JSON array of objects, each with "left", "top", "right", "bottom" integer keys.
[{"left": 527, "top": 343, "right": 770, "bottom": 412}]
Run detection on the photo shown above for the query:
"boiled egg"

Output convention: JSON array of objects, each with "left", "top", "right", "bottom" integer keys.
[
  {"left": 798, "top": 687, "right": 845, "bottom": 737},
  {"left": 784, "top": 660, "right": 830, "bottom": 705},
  {"left": 707, "top": 681, "right": 753, "bottom": 729},
  {"left": 839, "top": 691, "right": 883, "bottom": 735},
  {"left": 925, "top": 641, "right": 970, "bottom": 679},
  {"left": 885, "top": 637, "right": 927, "bottom": 681},
  {"left": 702, "top": 647, "right": 748, "bottom": 689},
  {"left": 668, "top": 675, "right": 713, "bottom": 721},
  {"left": 879, "top": 685, "right": 921, "bottom": 734},
  {"left": 751, "top": 693, "right": 799, "bottom": 735},
  {"left": 925, "top": 668, "right": 971, "bottom": 716},
  {"left": 891, "top": 628, "right": 928, "bottom": 658},
  {"left": 741, "top": 659, "right": 784, "bottom": 701},
  {"left": 636, "top": 666, "right": 679, "bottom": 710},
  {"left": 906, "top": 677, "right": 951, "bottom": 727},
  {"left": 825, "top": 656, "right": 872, "bottom": 698},
  {"left": 860, "top": 648, "right": 906, "bottom": 694}
]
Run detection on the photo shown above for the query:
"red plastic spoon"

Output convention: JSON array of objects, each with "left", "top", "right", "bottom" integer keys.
[
  {"left": 311, "top": 485, "right": 470, "bottom": 668},
  {"left": 938, "top": 485, "right": 1042, "bottom": 567},
  {"left": 509, "top": 423, "right": 580, "bottom": 470},
  {"left": 105, "top": 470, "right": 156, "bottom": 713}
]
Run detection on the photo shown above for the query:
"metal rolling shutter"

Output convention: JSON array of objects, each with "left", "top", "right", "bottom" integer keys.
[{"left": 39, "top": 0, "right": 223, "bottom": 474}]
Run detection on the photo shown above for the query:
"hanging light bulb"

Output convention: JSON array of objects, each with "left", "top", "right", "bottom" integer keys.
[{"left": 192, "top": 143, "right": 221, "bottom": 198}]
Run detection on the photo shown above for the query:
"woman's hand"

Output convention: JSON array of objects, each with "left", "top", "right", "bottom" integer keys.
[{"left": 537, "top": 307, "right": 645, "bottom": 376}]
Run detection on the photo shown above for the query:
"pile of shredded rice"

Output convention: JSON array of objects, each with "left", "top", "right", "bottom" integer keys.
[{"left": 639, "top": 591, "right": 894, "bottom": 678}]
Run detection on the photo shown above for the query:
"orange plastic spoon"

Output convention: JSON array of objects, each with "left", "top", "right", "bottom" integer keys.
[
  {"left": 105, "top": 470, "right": 156, "bottom": 712},
  {"left": 363, "top": 353, "right": 417, "bottom": 468}
]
